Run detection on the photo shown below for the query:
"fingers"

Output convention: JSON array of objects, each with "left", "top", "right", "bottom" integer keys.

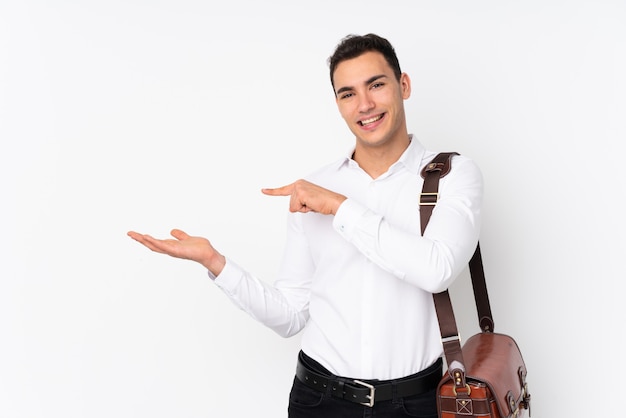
[
  {"left": 128, "top": 229, "right": 188, "bottom": 244},
  {"left": 261, "top": 183, "right": 294, "bottom": 196},
  {"left": 127, "top": 231, "right": 166, "bottom": 254},
  {"left": 127, "top": 231, "right": 153, "bottom": 245},
  {"left": 170, "top": 229, "right": 189, "bottom": 240},
  {"left": 127, "top": 230, "right": 185, "bottom": 253},
  {"left": 262, "top": 180, "right": 330, "bottom": 214},
  {"left": 263, "top": 184, "right": 309, "bottom": 212},
  {"left": 127, "top": 231, "right": 141, "bottom": 240}
]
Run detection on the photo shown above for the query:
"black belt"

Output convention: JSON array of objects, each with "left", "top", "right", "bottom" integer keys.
[{"left": 295, "top": 352, "right": 442, "bottom": 407}]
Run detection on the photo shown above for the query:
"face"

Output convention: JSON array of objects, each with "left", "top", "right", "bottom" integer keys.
[{"left": 333, "top": 51, "right": 411, "bottom": 151}]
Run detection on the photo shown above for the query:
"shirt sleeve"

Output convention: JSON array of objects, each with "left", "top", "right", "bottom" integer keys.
[
  {"left": 333, "top": 155, "right": 483, "bottom": 293},
  {"left": 212, "top": 213, "right": 312, "bottom": 338}
]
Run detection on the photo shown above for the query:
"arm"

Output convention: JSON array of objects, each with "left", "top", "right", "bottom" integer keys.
[
  {"left": 213, "top": 210, "right": 314, "bottom": 337},
  {"left": 332, "top": 156, "right": 483, "bottom": 293},
  {"left": 262, "top": 166, "right": 482, "bottom": 293},
  {"left": 127, "top": 218, "right": 314, "bottom": 337},
  {"left": 262, "top": 159, "right": 482, "bottom": 293}
]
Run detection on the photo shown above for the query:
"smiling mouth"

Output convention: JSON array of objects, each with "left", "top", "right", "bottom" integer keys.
[{"left": 358, "top": 113, "right": 384, "bottom": 126}]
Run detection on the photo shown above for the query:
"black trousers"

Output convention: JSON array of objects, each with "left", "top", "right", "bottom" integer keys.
[{"left": 288, "top": 352, "right": 441, "bottom": 418}]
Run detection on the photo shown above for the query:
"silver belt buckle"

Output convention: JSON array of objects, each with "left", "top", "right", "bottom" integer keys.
[{"left": 353, "top": 379, "right": 375, "bottom": 407}]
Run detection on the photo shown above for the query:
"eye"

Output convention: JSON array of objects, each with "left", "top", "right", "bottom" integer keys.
[
  {"left": 371, "top": 82, "right": 385, "bottom": 89},
  {"left": 339, "top": 92, "right": 354, "bottom": 100}
]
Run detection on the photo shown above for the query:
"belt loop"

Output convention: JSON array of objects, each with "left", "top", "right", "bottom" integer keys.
[{"left": 391, "top": 378, "right": 401, "bottom": 405}]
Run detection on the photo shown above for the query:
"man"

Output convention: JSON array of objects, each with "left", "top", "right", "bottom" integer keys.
[{"left": 128, "top": 33, "right": 483, "bottom": 417}]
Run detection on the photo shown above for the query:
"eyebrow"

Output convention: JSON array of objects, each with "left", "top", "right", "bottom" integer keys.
[{"left": 335, "top": 74, "right": 389, "bottom": 96}]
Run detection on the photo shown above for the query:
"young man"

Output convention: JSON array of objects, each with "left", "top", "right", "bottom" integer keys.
[{"left": 128, "top": 33, "right": 483, "bottom": 417}]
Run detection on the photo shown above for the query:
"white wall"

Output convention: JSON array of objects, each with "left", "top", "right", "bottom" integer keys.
[{"left": 1, "top": 1, "right": 624, "bottom": 417}]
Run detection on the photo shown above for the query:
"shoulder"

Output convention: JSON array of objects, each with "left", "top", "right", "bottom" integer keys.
[
  {"left": 421, "top": 151, "right": 482, "bottom": 179},
  {"left": 438, "top": 153, "right": 484, "bottom": 197},
  {"left": 450, "top": 153, "right": 482, "bottom": 180}
]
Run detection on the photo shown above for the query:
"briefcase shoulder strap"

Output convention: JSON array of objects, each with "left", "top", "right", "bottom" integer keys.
[
  {"left": 419, "top": 152, "right": 494, "bottom": 389},
  {"left": 419, "top": 152, "right": 457, "bottom": 235}
]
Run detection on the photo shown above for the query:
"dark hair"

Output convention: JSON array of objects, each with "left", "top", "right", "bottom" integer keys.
[{"left": 328, "top": 33, "right": 402, "bottom": 91}]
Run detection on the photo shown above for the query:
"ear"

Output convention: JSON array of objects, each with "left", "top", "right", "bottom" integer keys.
[{"left": 400, "top": 73, "right": 411, "bottom": 99}]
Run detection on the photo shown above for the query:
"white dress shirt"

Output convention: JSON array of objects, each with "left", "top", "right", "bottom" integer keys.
[{"left": 213, "top": 136, "right": 483, "bottom": 380}]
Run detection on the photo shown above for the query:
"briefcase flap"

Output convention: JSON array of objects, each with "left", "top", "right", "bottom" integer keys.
[{"left": 462, "top": 332, "right": 529, "bottom": 417}]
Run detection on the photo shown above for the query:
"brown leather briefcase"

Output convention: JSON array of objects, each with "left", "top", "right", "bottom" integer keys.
[{"left": 436, "top": 331, "right": 530, "bottom": 417}]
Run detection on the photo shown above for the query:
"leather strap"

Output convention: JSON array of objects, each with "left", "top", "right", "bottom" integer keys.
[
  {"left": 419, "top": 152, "right": 494, "bottom": 391},
  {"left": 419, "top": 152, "right": 458, "bottom": 235},
  {"left": 468, "top": 244, "right": 494, "bottom": 332}
]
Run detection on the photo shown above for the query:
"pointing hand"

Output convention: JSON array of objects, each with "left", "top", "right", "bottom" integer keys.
[{"left": 262, "top": 179, "right": 346, "bottom": 215}]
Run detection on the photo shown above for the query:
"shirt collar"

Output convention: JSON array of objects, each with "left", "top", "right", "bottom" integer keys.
[
  {"left": 395, "top": 134, "right": 426, "bottom": 175},
  {"left": 334, "top": 134, "right": 427, "bottom": 175}
]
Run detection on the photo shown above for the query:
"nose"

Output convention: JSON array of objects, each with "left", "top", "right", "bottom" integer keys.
[{"left": 358, "top": 92, "right": 375, "bottom": 113}]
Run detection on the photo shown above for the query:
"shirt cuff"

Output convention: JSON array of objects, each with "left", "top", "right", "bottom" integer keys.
[
  {"left": 333, "top": 199, "right": 370, "bottom": 240},
  {"left": 209, "top": 258, "right": 241, "bottom": 290}
]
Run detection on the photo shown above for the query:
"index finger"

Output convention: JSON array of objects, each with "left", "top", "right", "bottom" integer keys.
[{"left": 261, "top": 183, "right": 294, "bottom": 196}]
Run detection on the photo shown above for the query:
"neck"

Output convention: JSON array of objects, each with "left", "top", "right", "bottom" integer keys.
[{"left": 353, "top": 134, "right": 411, "bottom": 179}]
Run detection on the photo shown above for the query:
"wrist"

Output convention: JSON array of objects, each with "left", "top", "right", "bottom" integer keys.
[
  {"left": 332, "top": 195, "right": 347, "bottom": 215},
  {"left": 204, "top": 253, "right": 226, "bottom": 277}
]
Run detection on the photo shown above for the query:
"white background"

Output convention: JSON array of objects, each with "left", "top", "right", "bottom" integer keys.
[{"left": 1, "top": 1, "right": 624, "bottom": 417}]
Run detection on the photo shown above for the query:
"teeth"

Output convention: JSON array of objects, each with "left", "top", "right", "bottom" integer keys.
[{"left": 361, "top": 114, "right": 382, "bottom": 125}]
